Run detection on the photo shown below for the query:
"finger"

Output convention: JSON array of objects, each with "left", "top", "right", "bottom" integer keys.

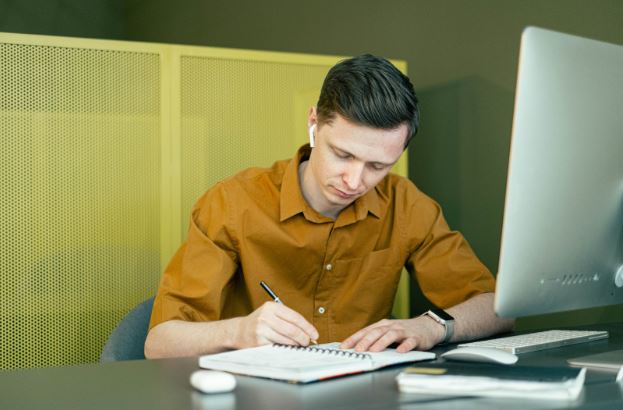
[
  {"left": 353, "top": 327, "right": 388, "bottom": 352},
  {"left": 269, "top": 317, "right": 314, "bottom": 346},
  {"left": 341, "top": 327, "right": 373, "bottom": 349},
  {"left": 260, "top": 325, "right": 300, "bottom": 346},
  {"left": 341, "top": 320, "right": 390, "bottom": 348},
  {"left": 396, "top": 338, "right": 419, "bottom": 353},
  {"left": 259, "top": 304, "right": 315, "bottom": 346},
  {"left": 340, "top": 332, "right": 363, "bottom": 349},
  {"left": 255, "top": 309, "right": 306, "bottom": 346},
  {"left": 273, "top": 304, "right": 319, "bottom": 341},
  {"left": 369, "top": 329, "right": 403, "bottom": 352}
]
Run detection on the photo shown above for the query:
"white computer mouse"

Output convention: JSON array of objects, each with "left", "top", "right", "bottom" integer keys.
[
  {"left": 441, "top": 347, "right": 518, "bottom": 365},
  {"left": 190, "top": 370, "right": 237, "bottom": 393}
]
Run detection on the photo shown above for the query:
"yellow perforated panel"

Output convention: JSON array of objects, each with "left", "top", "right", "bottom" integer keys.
[
  {"left": 0, "top": 38, "right": 161, "bottom": 369},
  {"left": 179, "top": 56, "right": 331, "bottom": 233},
  {"left": 0, "top": 33, "right": 410, "bottom": 369}
]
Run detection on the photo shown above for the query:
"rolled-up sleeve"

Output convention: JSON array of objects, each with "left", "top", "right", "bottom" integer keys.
[
  {"left": 405, "top": 193, "right": 495, "bottom": 309},
  {"left": 149, "top": 182, "right": 240, "bottom": 330}
]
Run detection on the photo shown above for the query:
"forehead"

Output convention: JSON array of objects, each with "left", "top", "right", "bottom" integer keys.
[{"left": 322, "top": 115, "right": 407, "bottom": 164}]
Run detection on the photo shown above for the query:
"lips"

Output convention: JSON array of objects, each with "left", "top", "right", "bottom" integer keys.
[{"left": 331, "top": 186, "right": 359, "bottom": 199}]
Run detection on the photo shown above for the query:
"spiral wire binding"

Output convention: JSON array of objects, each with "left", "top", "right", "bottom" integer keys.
[{"left": 274, "top": 344, "right": 372, "bottom": 360}]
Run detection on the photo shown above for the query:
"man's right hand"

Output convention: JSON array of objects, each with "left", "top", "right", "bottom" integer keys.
[
  {"left": 145, "top": 302, "right": 319, "bottom": 358},
  {"left": 234, "top": 302, "right": 319, "bottom": 349}
]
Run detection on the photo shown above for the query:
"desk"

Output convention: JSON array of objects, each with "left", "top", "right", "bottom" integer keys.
[{"left": 2, "top": 323, "right": 623, "bottom": 409}]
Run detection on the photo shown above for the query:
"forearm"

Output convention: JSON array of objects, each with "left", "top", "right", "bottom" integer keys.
[
  {"left": 144, "top": 317, "right": 243, "bottom": 359},
  {"left": 144, "top": 302, "right": 320, "bottom": 359},
  {"left": 445, "top": 292, "right": 515, "bottom": 343}
]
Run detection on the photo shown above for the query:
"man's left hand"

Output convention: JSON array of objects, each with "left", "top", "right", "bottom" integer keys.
[{"left": 340, "top": 316, "right": 445, "bottom": 353}]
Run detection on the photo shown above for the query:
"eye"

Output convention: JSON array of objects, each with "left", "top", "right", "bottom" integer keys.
[
  {"left": 334, "top": 150, "right": 352, "bottom": 160},
  {"left": 369, "top": 163, "right": 387, "bottom": 171}
]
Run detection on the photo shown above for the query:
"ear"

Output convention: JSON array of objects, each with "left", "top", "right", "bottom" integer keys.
[{"left": 307, "top": 106, "right": 317, "bottom": 127}]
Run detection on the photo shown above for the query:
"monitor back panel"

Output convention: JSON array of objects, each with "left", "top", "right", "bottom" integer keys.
[{"left": 495, "top": 27, "right": 623, "bottom": 318}]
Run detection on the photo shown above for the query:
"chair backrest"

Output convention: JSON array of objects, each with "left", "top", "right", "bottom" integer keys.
[{"left": 100, "top": 297, "right": 155, "bottom": 362}]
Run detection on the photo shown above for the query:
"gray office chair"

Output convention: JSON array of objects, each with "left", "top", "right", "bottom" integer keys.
[{"left": 100, "top": 296, "right": 154, "bottom": 362}]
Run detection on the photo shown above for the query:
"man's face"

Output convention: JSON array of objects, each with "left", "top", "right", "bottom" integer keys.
[{"left": 303, "top": 112, "right": 407, "bottom": 217}]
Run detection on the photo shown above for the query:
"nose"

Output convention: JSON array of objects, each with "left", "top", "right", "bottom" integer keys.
[{"left": 342, "top": 162, "right": 364, "bottom": 191}]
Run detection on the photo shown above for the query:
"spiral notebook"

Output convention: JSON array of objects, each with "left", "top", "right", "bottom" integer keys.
[{"left": 198, "top": 342, "right": 436, "bottom": 383}]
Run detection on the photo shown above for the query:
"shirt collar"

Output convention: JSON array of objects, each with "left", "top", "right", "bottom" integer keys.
[
  {"left": 280, "top": 145, "right": 384, "bottom": 223},
  {"left": 280, "top": 145, "right": 313, "bottom": 222}
]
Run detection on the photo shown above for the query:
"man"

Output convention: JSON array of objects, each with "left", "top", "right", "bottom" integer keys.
[{"left": 145, "top": 54, "right": 513, "bottom": 359}]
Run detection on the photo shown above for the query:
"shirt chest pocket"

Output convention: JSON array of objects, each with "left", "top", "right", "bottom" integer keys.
[
  {"left": 332, "top": 247, "right": 404, "bottom": 291},
  {"left": 328, "top": 247, "right": 405, "bottom": 329}
]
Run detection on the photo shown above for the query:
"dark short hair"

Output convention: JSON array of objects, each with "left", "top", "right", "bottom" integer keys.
[{"left": 316, "top": 54, "right": 420, "bottom": 147}]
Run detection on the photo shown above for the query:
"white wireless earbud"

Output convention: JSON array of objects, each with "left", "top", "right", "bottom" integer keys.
[{"left": 308, "top": 124, "right": 316, "bottom": 148}]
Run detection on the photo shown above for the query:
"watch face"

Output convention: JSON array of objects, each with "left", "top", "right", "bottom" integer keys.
[{"left": 431, "top": 308, "right": 454, "bottom": 321}]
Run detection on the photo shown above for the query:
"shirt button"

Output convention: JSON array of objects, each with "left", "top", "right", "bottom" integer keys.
[
  {"left": 325, "top": 263, "right": 333, "bottom": 271},
  {"left": 318, "top": 306, "right": 326, "bottom": 314}
]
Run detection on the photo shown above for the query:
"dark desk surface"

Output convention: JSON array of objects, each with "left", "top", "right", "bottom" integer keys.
[{"left": 2, "top": 323, "right": 623, "bottom": 410}]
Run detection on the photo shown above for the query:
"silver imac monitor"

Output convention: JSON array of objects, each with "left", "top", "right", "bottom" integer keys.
[{"left": 494, "top": 27, "right": 623, "bottom": 319}]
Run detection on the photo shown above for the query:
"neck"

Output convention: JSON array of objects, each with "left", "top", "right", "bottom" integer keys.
[{"left": 298, "top": 160, "right": 340, "bottom": 219}]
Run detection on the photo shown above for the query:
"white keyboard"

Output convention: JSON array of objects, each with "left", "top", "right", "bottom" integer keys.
[{"left": 459, "top": 330, "right": 609, "bottom": 354}]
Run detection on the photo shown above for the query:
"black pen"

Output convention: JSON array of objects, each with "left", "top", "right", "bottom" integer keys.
[
  {"left": 260, "top": 280, "right": 283, "bottom": 304},
  {"left": 259, "top": 280, "right": 318, "bottom": 345}
]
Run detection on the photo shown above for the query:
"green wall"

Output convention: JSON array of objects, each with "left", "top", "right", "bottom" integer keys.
[
  {"left": 0, "top": 0, "right": 125, "bottom": 39},
  {"left": 2, "top": 0, "right": 623, "bottom": 330}
]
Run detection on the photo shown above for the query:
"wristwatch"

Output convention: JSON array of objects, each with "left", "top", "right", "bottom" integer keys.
[{"left": 421, "top": 309, "right": 455, "bottom": 344}]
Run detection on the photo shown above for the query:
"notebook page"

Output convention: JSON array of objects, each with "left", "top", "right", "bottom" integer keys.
[
  {"left": 206, "top": 344, "right": 367, "bottom": 371},
  {"left": 199, "top": 344, "right": 374, "bottom": 382}
]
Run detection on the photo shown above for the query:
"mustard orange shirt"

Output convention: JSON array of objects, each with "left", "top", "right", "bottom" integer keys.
[{"left": 150, "top": 145, "right": 495, "bottom": 343}]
